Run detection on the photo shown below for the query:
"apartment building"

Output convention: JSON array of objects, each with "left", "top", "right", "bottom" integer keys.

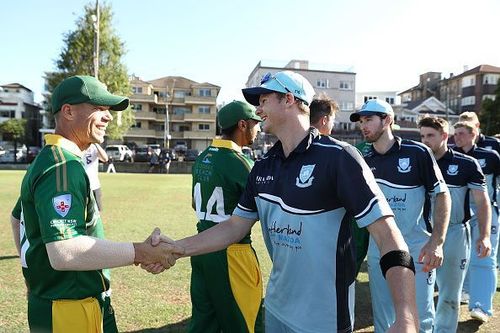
[
  {"left": 355, "top": 91, "right": 400, "bottom": 108},
  {"left": 246, "top": 60, "right": 356, "bottom": 130},
  {"left": 0, "top": 83, "right": 43, "bottom": 146},
  {"left": 399, "top": 65, "right": 500, "bottom": 115},
  {"left": 127, "top": 75, "right": 220, "bottom": 151}
]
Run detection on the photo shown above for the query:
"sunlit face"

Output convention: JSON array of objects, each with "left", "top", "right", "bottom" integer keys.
[
  {"left": 256, "top": 92, "right": 286, "bottom": 134},
  {"left": 359, "top": 115, "right": 386, "bottom": 143},
  {"left": 420, "top": 126, "right": 446, "bottom": 154},
  {"left": 454, "top": 127, "right": 475, "bottom": 148},
  {"left": 244, "top": 119, "right": 261, "bottom": 145},
  {"left": 71, "top": 103, "right": 113, "bottom": 147}
]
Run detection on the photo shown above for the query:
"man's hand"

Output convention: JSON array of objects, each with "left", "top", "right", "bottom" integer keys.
[
  {"left": 133, "top": 228, "right": 185, "bottom": 273},
  {"left": 476, "top": 236, "right": 492, "bottom": 258},
  {"left": 138, "top": 228, "right": 185, "bottom": 274},
  {"left": 418, "top": 241, "right": 443, "bottom": 272}
]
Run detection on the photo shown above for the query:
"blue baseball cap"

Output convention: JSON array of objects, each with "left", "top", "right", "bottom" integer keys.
[
  {"left": 242, "top": 70, "right": 315, "bottom": 106},
  {"left": 350, "top": 99, "right": 394, "bottom": 122}
]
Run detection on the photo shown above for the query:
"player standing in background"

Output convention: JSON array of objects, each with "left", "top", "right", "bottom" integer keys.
[
  {"left": 453, "top": 121, "right": 500, "bottom": 322},
  {"left": 189, "top": 100, "right": 263, "bottom": 333},
  {"left": 350, "top": 99, "right": 451, "bottom": 333},
  {"left": 419, "top": 116, "right": 491, "bottom": 331}
]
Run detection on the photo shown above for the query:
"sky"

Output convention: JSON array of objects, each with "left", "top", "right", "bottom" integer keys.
[{"left": 1, "top": 0, "right": 500, "bottom": 104}]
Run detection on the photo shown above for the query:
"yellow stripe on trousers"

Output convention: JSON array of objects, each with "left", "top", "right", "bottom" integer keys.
[{"left": 227, "top": 244, "right": 263, "bottom": 333}]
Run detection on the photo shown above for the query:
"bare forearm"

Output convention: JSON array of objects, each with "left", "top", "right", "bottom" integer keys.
[
  {"left": 177, "top": 216, "right": 254, "bottom": 257},
  {"left": 474, "top": 194, "right": 492, "bottom": 239},
  {"left": 46, "top": 236, "right": 135, "bottom": 270},
  {"left": 95, "top": 144, "right": 108, "bottom": 162},
  {"left": 430, "top": 192, "right": 451, "bottom": 246},
  {"left": 10, "top": 215, "right": 21, "bottom": 256}
]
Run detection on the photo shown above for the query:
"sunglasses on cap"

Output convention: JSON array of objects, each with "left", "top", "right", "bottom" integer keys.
[{"left": 260, "top": 72, "right": 306, "bottom": 105}]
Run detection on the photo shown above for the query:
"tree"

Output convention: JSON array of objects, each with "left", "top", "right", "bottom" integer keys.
[
  {"left": 480, "top": 79, "right": 500, "bottom": 136},
  {"left": 0, "top": 119, "right": 26, "bottom": 162},
  {"left": 44, "top": 1, "right": 134, "bottom": 140}
]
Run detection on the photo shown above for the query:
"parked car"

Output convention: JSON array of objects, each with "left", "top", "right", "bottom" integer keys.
[
  {"left": 134, "top": 145, "right": 152, "bottom": 162},
  {"left": 26, "top": 146, "right": 41, "bottom": 163},
  {"left": 105, "top": 145, "right": 134, "bottom": 162},
  {"left": 184, "top": 149, "right": 199, "bottom": 162},
  {"left": 0, "top": 148, "right": 27, "bottom": 163},
  {"left": 174, "top": 141, "right": 188, "bottom": 154}
]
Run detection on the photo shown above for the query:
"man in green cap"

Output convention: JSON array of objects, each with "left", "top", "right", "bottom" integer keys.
[
  {"left": 189, "top": 100, "right": 263, "bottom": 333},
  {"left": 10, "top": 75, "right": 183, "bottom": 333}
]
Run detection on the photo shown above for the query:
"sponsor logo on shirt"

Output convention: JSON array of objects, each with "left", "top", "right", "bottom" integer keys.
[
  {"left": 447, "top": 164, "right": 459, "bottom": 176},
  {"left": 386, "top": 193, "right": 407, "bottom": 211},
  {"left": 397, "top": 158, "right": 411, "bottom": 173},
  {"left": 53, "top": 194, "right": 72, "bottom": 217},
  {"left": 50, "top": 219, "right": 77, "bottom": 227},
  {"left": 267, "top": 221, "right": 303, "bottom": 251},
  {"left": 256, "top": 175, "right": 274, "bottom": 184},
  {"left": 201, "top": 153, "right": 212, "bottom": 164},
  {"left": 296, "top": 164, "right": 315, "bottom": 188}
]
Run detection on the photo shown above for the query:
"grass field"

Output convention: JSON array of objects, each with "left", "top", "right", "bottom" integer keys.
[{"left": 1, "top": 170, "right": 499, "bottom": 332}]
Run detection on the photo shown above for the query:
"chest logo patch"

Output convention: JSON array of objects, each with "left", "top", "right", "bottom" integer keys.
[
  {"left": 296, "top": 164, "right": 315, "bottom": 188},
  {"left": 478, "top": 159, "right": 486, "bottom": 168},
  {"left": 397, "top": 158, "right": 411, "bottom": 173},
  {"left": 447, "top": 164, "right": 458, "bottom": 176},
  {"left": 53, "top": 194, "right": 72, "bottom": 217},
  {"left": 202, "top": 154, "right": 212, "bottom": 164}
]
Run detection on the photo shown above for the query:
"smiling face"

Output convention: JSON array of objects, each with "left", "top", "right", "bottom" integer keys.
[
  {"left": 68, "top": 103, "right": 113, "bottom": 149},
  {"left": 256, "top": 92, "right": 286, "bottom": 134},
  {"left": 454, "top": 126, "right": 475, "bottom": 149}
]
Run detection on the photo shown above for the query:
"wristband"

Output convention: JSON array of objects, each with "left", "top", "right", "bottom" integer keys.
[{"left": 380, "top": 250, "right": 415, "bottom": 279}]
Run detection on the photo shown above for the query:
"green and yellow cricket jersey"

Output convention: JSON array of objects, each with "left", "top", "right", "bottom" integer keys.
[
  {"left": 19, "top": 134, "right": 109, "bottom": 300},
  {"left": 192, "top": 139, "right": 254, "bottom": 242}
]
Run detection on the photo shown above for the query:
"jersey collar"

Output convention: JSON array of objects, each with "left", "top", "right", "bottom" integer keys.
[
  {"left": 370, "top": 136, "right": 402, "bottom": 156},
  {"left": 211, "top": 138, "right": 242, "bottom": 153},
  {"left": 269, "top": 128, "right": 318, "bottom": 159},
  {"left": 44, "top": 134, "right": 84, "bottom": 158},
  {"left": 441, "top": 148, "right": 455, "bottom": 161}
]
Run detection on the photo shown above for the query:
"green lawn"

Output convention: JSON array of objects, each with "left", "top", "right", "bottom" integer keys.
[{"left": 0, "top": 171, "right": 498, "bottom": 332}]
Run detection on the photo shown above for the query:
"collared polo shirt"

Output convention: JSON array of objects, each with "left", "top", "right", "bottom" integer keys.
[
  {"left": 437, "top": 149, "right": 486, "bottom": 225},
  {"left": 234, "top": 128, "right": 393, "bottom": 333},
  {"left": 361, "top": 137, "right": 448, "bottom": 253}
]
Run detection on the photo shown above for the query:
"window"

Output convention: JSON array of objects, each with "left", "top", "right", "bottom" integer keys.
[
  {"left": 153, "top": 107, "right": 166, "bottom": 114},
  {"left": 385, "top": 97, "right": 395, "bottom": 105},
  {"left": 483, "top": 74, "right": 500, "bottom": 85},
  {"left": 339, "top": 81, "right": 352, "bottom": 90},
  {"left": 131, "top": 121, "right": 142, "bottom": 128},
  {"left": 339, "top": 101, "right": 354, "bottom": 111},
  {"left": 198, "top": 106, "right": 210, "bottom": 114},
  {"left": 199, "top": 89, "right": 211, "bottom": 97},
  {"left": 0, "top": 110, "right": 16, "bottom": 118},
  {"left": 198, "top": 124, "right": 210, "bottom": 131},
  {"left": 461, "top": 96, "right": 476, "bottom": 106},
  {"left": 482, "top": 94, "right": 496, "bottom": 101},
  {"left": 316, "top": 79, "right": 329, "bottom": 88},
  {"left": 174, "top": 91, "right": 187, "bottom": 98},
  {"left": 461, "top": 75, "right": 475, "bottom": 88},
  {"left": 132, "top": 86, "right": 143, "bottom": 94},
  {"left": 179, "top": 125, "right": 190, "bottom": 132},
  {"left": 173, "top": 107, "right": 191, "bottom": 115},
  {"left": 131, "top": 103, "right": 142, "bottom": 111}
]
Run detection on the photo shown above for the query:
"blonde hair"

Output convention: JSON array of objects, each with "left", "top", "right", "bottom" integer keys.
[
  {"left": 453, "top": 121, "right": 476, "bottom": 134},
  {"left": 458, "top": 111, "right": 479, "bottom": 125}
]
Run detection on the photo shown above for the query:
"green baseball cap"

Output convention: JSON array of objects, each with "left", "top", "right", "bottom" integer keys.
[
  {"left": 51, "top": 75, "right": 129, "bottom": 114},
  {"left": 218, "top": 100, "right": 262, "bottom": 129}
]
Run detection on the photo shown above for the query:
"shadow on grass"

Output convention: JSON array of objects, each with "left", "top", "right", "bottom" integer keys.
[
  {"left": 0, "top": 255, "right": 18, "bottom": 260},
  {"left": 354, "top": 261, "right": 373, "bottom": 331},
  {"left": 123, "top": 318, "right": 190, "bottom": 333}
]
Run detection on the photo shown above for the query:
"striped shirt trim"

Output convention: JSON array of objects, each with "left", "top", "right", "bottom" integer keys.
[
  {"left": 312, "top": 142, "right": 343, "bottom": 150},
  {"left": 376, "top": 178, "right": 421, "bottom": 189},
  {"left": 51, "top": 145, "right": 68, "bottom": 192},
  {"left": 258, "top": 193, "right": 325, "bottom": 215}
]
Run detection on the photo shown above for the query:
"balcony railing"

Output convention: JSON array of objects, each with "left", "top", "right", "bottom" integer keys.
[
  {"left": 124, "top": 128, "right": 157, "bottom": 138},
  {"left": 130, "top": 93, "right": 158, "bottom": 103},
  {"left": 184, "top": 95, "right": 217, "bottom": 105}
]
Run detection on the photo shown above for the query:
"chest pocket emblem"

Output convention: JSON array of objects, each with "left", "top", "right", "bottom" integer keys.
[
  {"left": 447, "top": 164, "right": 458, "bottom": 176},
  {"left": 397, "top": 158, "right": 412, "bottom": 173},
  {"left": 478, "top": 159, "right": 486, "bottom": 168},
  {"left": 296, "top": 164, "right": 316, "bottom": 188}
]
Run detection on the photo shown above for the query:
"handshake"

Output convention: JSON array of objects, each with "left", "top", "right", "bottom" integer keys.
[{"left": 133, "top": 228, "right": 185, "bottom": 274}]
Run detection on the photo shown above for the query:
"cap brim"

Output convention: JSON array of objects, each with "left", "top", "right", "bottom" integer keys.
[
  {"left": 91, "top": 93, "right": 130, "bottom": 111},
  {"left": 242, "top": 87, "right": 279, "bottom": 106},
  {"left": 349, "top": 111, "right": 381, "bottom": 122}
]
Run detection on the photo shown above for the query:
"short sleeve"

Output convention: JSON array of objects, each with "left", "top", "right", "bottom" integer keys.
[{"left": 418, "top": 146, "right": 448, "bottom": 196}]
